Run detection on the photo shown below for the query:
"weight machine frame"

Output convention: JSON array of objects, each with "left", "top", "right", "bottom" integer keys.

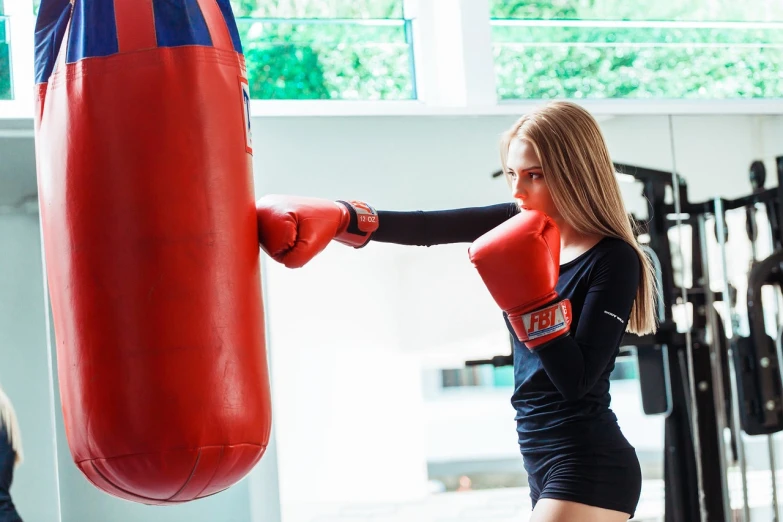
[{"left": 619, "top": 158, "right": 783, "bottom": 522}]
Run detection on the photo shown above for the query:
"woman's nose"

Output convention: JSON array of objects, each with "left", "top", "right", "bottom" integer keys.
[{"left": 512, "top": 176, "right": 527, "bottom": 199}]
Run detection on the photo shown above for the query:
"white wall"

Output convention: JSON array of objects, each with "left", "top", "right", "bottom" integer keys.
[
  {"left": 762, "top": 115, "right": 783, "bottom": 174},
  {"left": 607, "top": 115, "right": 775, "bottom": 201}
]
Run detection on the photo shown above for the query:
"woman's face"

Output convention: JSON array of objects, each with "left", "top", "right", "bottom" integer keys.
[{"left": 505, "top": 138, "right": 559, "bottom": 219}]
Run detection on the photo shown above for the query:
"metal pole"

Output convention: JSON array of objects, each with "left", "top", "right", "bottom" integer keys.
[
  {"left": 776, "top": 327, "right": 783, "bottom": 522},
  {"left": 668, "top": 115, "right": 707, "bottom": 522},
  {"left": 770, "top": 437, "right": 779, "bottom": 522},
  {"left": 759, "top": 203, "right": 783, "bottom": 522},
  {"left": 715, "top": 197, "right": 751, "bottom": 521},
  {"left": 698, "top": 214, "right": 733, "bottom": 522}
]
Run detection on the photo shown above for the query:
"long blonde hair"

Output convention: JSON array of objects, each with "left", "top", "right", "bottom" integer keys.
[
  {"left": 500, "top": 101, "right": 658, "bottom": 335},
  {"left": 0, "top": 383, "right": 23, "bottom": 466}
]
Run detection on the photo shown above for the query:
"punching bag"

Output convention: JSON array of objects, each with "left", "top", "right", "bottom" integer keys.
[{"left": 33, "top": 0, "right": 272, "bottom": 504}]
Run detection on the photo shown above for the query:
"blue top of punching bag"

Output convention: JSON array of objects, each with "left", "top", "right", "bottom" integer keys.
[
  {"left": 34, "top": 0, "right": 244, "bottom": 85},
  {"left": 33, "top": 0, "right": 71, "bottom": 84}
]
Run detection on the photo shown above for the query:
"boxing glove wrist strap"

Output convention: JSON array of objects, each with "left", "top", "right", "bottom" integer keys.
[
  {"left": 335, "top": 200, "right": 379, "bottom": 248},
  {"left": 508, "top": 299, "right": 572, "bottom": 350}
]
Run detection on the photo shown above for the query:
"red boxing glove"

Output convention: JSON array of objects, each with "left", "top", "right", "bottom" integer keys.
[
  {"left": 256, "top": 195, "right": 378, "bottom": 268},
  {"left": 469, "top": 210, "right": 572, "bottom": 349}
]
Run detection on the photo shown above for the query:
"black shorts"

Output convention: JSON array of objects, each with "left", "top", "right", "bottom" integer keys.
[{"left": 523, "top": 446, "right": 642, "bottom": 517}]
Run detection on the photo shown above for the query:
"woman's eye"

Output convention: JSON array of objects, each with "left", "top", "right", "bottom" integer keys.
[{"left": 530, "top": 172, "right": 542, "bottom": 180}]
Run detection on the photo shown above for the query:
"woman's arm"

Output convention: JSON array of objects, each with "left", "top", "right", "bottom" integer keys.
[
  {"left": 535, "top": 244, "right": 641, "bottom": 401},
  {"left": 255, "top": 195, "right": 518, "bottom": 268},
  {"left": 373, "top": 203, "right": 519, "bottom": 246}
]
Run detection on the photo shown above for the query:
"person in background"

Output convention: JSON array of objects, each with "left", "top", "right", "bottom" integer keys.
[{"left": 0, "top": 383, "right": 23, "bottom": 522}]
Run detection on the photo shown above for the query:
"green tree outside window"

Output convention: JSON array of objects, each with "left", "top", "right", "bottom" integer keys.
[
  {"left": 232, "top": 0, "right": 413, "bottom": 100},
  {"left": 491, "top": 0, "right": 783, "bottom": 100}
]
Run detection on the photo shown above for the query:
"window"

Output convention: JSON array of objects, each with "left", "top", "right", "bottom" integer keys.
[
  {"left": 436, "top": 355, "right": 637, "bottom": 392},
  {"left": 440, "top": 365, "right": 514, "bottom": 389},
  {"left": 491, "top": 0, "right": 783, "bottom": 100},
  {"left": 231, "top": 0, "right": 415, "bottom": 100},
  {"left": 0, "top": 13, "right": 10, "bottom": 100}
]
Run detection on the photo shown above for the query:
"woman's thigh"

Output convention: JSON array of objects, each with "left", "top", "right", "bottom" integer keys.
[{"left": 530, "top": 498, "right": 631, "bottom": 522}]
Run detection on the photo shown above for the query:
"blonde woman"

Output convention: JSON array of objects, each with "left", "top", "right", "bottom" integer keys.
[
  {"left": 0, "top": 384, "right": 22, "bottom": 522},
  {"left": 255, "top": 101, "right": 658, "bottom": 522}
]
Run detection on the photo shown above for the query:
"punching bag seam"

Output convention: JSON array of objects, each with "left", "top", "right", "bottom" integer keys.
[
  {"left": 81, "top": 460, "right": 241, "bottom": 505},
  {"left": 73, "top": 443, "right": 266, "bottom": 464},
  {"left": 192, "top": 446, "right": 223, "bottom": 500},
  {"left": 86, "top": 459, "right": 164, "bottom": 503},
  {"left": 45, "top": 45, "right": 243, "bottom": 89},
  {"left": 169, "top": 447, "right": 203, "bottom": 501}
]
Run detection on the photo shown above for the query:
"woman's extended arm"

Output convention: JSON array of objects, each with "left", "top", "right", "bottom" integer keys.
[{"left": 373, "top": 203, "right": 519, "bottom": 246}]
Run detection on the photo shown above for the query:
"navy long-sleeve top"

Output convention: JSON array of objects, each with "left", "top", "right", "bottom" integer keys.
[
  {"left": 0, "top": 424, "right": 21, "bottom": 522},
  {"left": 373, "top": 203, "right": 640, "bottom": 452}
]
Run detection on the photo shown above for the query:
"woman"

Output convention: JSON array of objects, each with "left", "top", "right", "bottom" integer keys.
[
  {"left": 255, "top": 101, "right": 658, "bottom": 522},
  {"left": 0, "top": 384, "right": 23, "bottom": 522}
]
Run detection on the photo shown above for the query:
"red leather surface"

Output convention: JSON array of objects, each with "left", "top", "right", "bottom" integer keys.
[{"left": 34, "top": 44, "right": 271, "bottom": 504}]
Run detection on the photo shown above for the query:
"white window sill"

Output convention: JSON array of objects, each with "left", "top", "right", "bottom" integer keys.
[{"left": 2, "top": 98, "right": 782, "bottom": 124}]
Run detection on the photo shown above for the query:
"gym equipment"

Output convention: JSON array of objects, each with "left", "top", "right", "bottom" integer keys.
[
  {"left": 619, "top": 159, "right": 783, "bottom": 522},
  {"left": 737, "top": 160, "right": 783, "bottom": 520},
  {"left": 631, "top": 244, "right": 673, "bottom": 417},
  {"left": 668, "top": 117, "right": 708, "bottom": 522},
  {"left": 34, "top": 0, "right": 272, "bottom": 504},
  {"left": 715, "top": 198, "right": 751, "bottom": 522}
]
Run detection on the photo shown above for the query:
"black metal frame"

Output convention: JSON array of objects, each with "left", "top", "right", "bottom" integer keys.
[
  {"left": 619, "top": 162, "right": 723, "bottom": 522},
  {"left": 622, "top": 157, "right": 783, "bottom": 521}
]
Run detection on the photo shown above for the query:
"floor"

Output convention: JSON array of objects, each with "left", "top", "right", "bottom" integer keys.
[{"left": 281, "top": 469, "right": 783, "bottom": 522}]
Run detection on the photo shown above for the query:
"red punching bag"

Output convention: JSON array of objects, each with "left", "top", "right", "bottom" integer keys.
[{"left": 33, "top": 0, "right": 271, "bottom": 504}]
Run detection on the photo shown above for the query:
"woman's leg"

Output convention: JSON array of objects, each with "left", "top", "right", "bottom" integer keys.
[{"left": 530, "top": 498, "right": 630, "bottom": 522}]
